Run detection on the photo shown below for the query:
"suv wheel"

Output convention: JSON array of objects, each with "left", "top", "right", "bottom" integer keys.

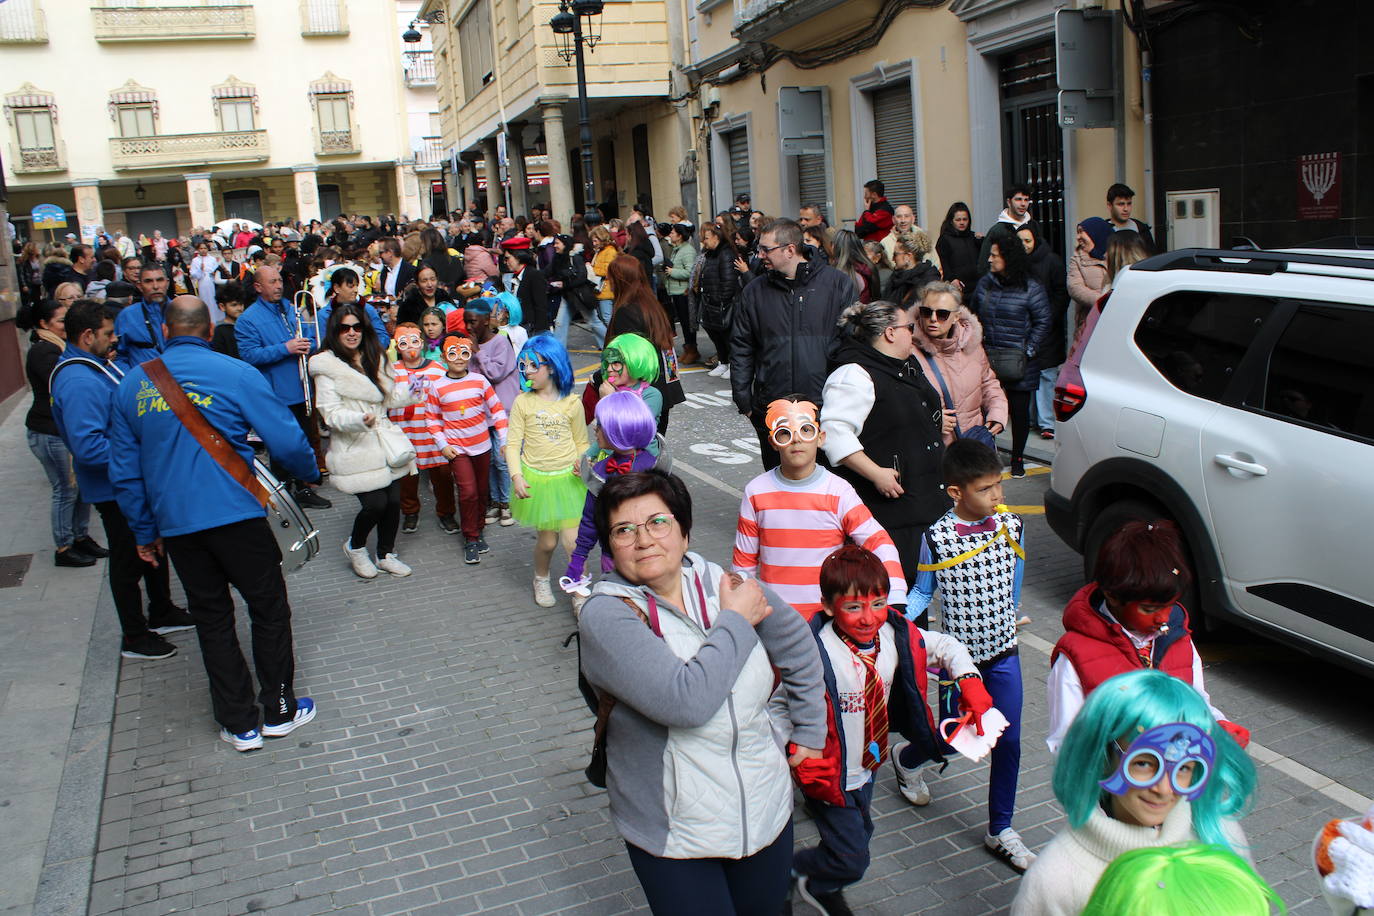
[{"left": 1083, "top": 498, "right": 1206, "bottom": 632}]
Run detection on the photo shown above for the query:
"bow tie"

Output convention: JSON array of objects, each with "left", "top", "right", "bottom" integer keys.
[
  {"left": 604, "top": 455, "right": 634, "bottom": 476},
  {"left": 954, "top": 518, "right": 997, "bottom": 537}
]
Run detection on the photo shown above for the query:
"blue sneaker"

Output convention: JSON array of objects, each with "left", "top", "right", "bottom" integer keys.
[
  {"left": 261, "top": 698, "right": 316, "bottom": 738},
  {"left": 220, "top": 727, "right": 263, "bottom": 752}
]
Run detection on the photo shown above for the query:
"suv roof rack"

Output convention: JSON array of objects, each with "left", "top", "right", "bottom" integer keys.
[
  {"left": 1133, "top": 247, "right": 1374, "bottom": 276},
  {"left": 1297, "top": 236, "right": 1374, "bottom": 250}
]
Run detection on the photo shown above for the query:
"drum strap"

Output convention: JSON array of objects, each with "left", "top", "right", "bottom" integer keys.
[{"left": 144, "top": 358, "right": 271, "bottom": 508}]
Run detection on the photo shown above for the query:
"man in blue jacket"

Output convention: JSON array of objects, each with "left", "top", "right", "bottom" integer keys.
[
  {"left": 109, "top": 296, "right": 320, "bottom": 753},
  {"left": 50, "top": 299, "right": 194, "bottom": 661},
  {"left": 232, "top": 265, "right": 331, "bottom": 509},
  {"left": 112, "top": 261, "right": 171, "bottom": 371}
]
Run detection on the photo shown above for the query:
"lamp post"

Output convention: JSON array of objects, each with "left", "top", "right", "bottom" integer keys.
[{"left": 549, "top": 0, "right": 603, "bottom": 219}]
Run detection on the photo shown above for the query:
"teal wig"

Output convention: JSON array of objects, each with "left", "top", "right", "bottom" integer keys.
[
  {"left": 493, "top": 290, "right": 522, "bottom": 327},
  {"left": 602, "top": 332, "right": 660, "bottom": 384},
  {"left": 1054, "top": 669, "right": 1255, "bottom": 854},
  {"left": 517, "top": 333, "right": 574, "bottom": 396}
]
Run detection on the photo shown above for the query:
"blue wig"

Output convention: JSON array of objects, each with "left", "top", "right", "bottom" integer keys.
[
  {"left": 1054, "top": 670, "right": 1255, "bottom": 854},
  {"left": 493, "top": 291, "right": 522, "bottom": 328},
  {"left": 594, "top": 390, "right": 656, "bottom": 452},
  {"left": 517, "top": 333, "right": 574, "bottom": 396}
]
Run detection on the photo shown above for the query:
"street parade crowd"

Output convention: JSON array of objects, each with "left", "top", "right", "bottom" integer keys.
[{"left": 15, "top": 185, "right": 1374, "bottom": 916}]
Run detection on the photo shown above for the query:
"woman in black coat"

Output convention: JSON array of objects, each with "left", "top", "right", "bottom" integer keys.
[
  {"left": 936, "top": 201, "right": 982, "bottom": 294},
  {"left": 691, "top": 223, "right": 744, "bottom": 373},
  {"left": 970, "top": 234, "right": 1051, "bottom": 477},
  {"left": 1016, "top": 224, "right": 1070, "bottom": 440}
]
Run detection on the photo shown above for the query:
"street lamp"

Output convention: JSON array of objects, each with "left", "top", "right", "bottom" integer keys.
[
  {"left": 548, "top": 0, "right": 604, "bottom": 220},
  {"left": 402, "top": 10, "right": 445, "bottom": 65}
]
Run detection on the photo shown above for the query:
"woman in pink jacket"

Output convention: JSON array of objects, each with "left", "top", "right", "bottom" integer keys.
[
  {"left": 463, "top": 244, "right": 501, "bottom": 283},
  {"left": 909, "top": 281, "right": 1009, "bottom": 446}
]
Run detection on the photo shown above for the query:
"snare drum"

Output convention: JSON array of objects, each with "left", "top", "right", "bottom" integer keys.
[{"left": 254, "top": 458, "right": 320, "bottom": 573}]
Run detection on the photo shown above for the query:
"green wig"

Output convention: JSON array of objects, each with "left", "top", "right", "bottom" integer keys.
[
  {"left": 1081, "top": 844, "right": 1285, "bottom": 916},
  {"left": 601, "top": 332, "right": 660, "bottom": 384},
  {"left": 1055, "top": 669, "right": 1255, "bottom": 854}
]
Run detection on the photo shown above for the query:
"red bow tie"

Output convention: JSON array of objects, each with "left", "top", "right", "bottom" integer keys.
[
  {"left": 955, "top": 518, "right": 997, "bottom": 537},
  {"left": 604, "top": 455, "right": 634, "bottom": 476}
]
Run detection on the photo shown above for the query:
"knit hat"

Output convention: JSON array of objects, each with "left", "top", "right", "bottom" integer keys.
[{"left": 1079, "top": 217, "right": 1112, "bottom": 260}]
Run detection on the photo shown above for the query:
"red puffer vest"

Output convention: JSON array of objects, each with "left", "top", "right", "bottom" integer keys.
[
  {"left": 799, "top": 611, "right": 946, "bottom": 807},
  {"left": 1051, "top": 583, "right": 1195, "bottom": 694}
]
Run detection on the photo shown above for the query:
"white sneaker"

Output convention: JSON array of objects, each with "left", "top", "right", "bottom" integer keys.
[
  {"left": 343, "top": 539, "right": 378, "bottom": 579},
  {"left": 499, "top": 505, "right": 515, "bottom": 527},
  {"left": 533, "top": 576, "right": 556, "bottom": 607},
  {"left": 708, "top": 363, "right": 727, "bottom": 378},
  {"left": 485, "top": 505, "right": 499, "bottom": 522},
  {"left": 985, "top": 827, "right": 1037, "bottom": 872},
  {"left": 720, "top": 366, "right": 730, "bottom": 380},
  {"left": 891, "top": 740, "right": 938, "bottom": 806},
  {"left": 376, "top": 553, "right": 412, "bottom": 577}
]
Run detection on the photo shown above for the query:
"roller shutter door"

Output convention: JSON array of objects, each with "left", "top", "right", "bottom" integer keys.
[
  {"left": 872, "top": 82, "right": 917, "bottom": 213},
  {"left": 797, "top": 152, "right": 828, "bottom": 222},
  {"left": 727, "top": 128, "right": 751, "bottom": 200}
]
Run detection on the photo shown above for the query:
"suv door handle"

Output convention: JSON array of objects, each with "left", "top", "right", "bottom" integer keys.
[{"left": 1214, "top": 453, "right": 1269, "bottom": 476}]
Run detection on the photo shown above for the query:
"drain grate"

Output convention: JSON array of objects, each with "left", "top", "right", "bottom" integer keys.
[{"left": 0, "top": 554, "right": 33, "bottom": 588}]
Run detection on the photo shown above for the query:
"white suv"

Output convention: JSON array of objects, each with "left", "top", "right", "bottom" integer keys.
[{"left": 1045, "top": 245, "right": 1374, "bottom": 674}]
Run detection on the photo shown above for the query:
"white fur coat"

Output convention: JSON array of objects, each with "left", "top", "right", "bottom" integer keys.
[{"left": 308, "top": 349, "right": 418, "bottom": 494}]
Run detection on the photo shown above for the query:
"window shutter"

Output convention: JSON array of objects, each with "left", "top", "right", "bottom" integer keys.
[
  {"left": 797, "top": 152, "right": 828, "bottom": 221},
  {"left": 872, "top": 82, "right": 917, "bottom": 212},
  {"left": 727, "top": 129, "right": 750, "bottom": 200}
]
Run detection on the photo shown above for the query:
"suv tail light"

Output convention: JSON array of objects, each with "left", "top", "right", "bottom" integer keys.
[{"left": 1054, "top": 381, "right": 1086, "bottom": 421}]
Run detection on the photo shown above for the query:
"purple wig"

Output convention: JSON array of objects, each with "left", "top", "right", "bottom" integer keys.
[{"left": 594, "top": 390, "right": 656, "bottom": 452}]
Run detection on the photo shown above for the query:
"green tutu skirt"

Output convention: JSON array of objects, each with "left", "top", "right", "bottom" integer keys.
[{"left": 511, "top": 463, "right": 587, "bottom": 531}]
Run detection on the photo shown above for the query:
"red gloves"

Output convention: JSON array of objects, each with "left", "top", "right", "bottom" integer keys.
[
  {"left": 790, "top": 751, "right": 839, "bottom": 789},
  {"left": 1217, "top": 719, "right": 1250, "bottom": 748},
  {"left": 956, "top": 677, "right": 995, "bottom": 735}
]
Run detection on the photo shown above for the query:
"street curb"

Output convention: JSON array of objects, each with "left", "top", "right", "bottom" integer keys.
[{"left": 33, "top": 582, "right": 120, "bottom": 916}]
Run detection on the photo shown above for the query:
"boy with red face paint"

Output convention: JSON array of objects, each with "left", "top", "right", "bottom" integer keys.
[
  {"left": 777, "top": 545, "right": 992, "bottom": 915},
  {"left": 389, "top": 322, "right": 455, "bottom": 534},
  {"left": 1047, "top": 519, "right": 1248, "bottom": 753}
]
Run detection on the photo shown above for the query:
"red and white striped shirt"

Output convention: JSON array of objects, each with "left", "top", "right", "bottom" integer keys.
[
  {"left": 426, "top": 370, "right": 509, "bottom": 457},
  {"left": 732, "top": 466, "right": 907, "bottom": 620},
  {"left": 389, "top": 359, "right": 447, "bottom": 469}
]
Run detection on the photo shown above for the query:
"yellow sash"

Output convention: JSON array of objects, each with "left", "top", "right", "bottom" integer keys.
[{"left": 916, "top": 524, "right": 1025, "bottom": 572}]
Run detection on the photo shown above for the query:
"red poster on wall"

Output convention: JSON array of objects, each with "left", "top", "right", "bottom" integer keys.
[{"left": 1297, "top": 152, "right": 1340, "bottom": 220}]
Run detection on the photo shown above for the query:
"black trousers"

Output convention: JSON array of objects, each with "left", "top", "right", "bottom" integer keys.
[
  {"left": 165, "top": 517, "right": 297, "bottom": 734},
  {"left": 269, "top": 400, "right": 313, "bottom": 491},
  {"left": 350, "top": 479, "right": 402, "bottom": 557},
  {"left": 94, "top": 501, "right": 172, "bottom": 641},
  {"left": 1006, "top": 389, "right": 1033, "bottom": 462}
]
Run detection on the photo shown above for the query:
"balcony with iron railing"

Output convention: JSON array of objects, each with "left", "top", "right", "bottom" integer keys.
[
  {"left": 314, "top": 125, "right": 361, "bottom": 156},
  {"left": 10, "top": 142, "right": 66, "bottom": 174},
  {"left": 299, "top": 0, "right": 346, "bottom": 36},
  {"left": 109, "top": 129, "right": 269, "bottom": 170},
  {"left": 731, "top": 0, "right": 848, "bottom": 42},
  {"left": 0, "top": 1, "right": 48, "bottom": 43},
  {"left": 92, "top": 1, "right": 255, "bottom": 42},
  {"left": 413, "top": 136, "right": 444, "bottom": 171},
  {"left": 404, "top": 51, "right": 436, "bottom": 88}
]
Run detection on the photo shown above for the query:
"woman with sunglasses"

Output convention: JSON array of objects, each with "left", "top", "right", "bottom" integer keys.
[
  {"left": 1012, "top": 669, "right": 1255, "bottom": 916},
  {"left": 820, "top": 300, "right": 952, "bottom": 613},
  {"left": 910, "top": 281, "right": 1008, "bottom": 447},
  {"left": 309, "top": 304, "right": 425, "bottom": 579},
  {"left": 578, "top": 469, "right": 826, "bottom": 915}
]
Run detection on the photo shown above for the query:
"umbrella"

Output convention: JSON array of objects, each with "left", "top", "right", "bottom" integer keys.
[{"left": 214, "top": 218, "right": 262, "bottom": 233}]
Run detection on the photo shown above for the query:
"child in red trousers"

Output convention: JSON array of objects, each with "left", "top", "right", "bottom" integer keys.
[
  {"left": 1046, "top": 519, "right": 1249, "bottom": 753},
  {"left": 775, "top": 545, "right": 994, "bottom": 916}
]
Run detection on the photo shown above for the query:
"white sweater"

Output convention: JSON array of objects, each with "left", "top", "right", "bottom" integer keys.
[
  {"left": 1011, "top": 803, "right": 1247, "bottom": 916},
  {"left": 308, "top": 350, "right": 418, "bottom": 494}
]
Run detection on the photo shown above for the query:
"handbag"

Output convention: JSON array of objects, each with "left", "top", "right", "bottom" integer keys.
[
  {"left": 986, "top": 346, "right": 1027, "bottom": 384},
  {"left": 375, "top": 422, "right": 416, "bottom": 469},
  {"left": 923, "top": 354, "right": 998, "bottom": 449}
]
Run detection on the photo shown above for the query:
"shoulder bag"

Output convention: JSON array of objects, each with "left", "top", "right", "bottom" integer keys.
[{"left": 923, "top": 353, "right": 997, "bottom": 450}]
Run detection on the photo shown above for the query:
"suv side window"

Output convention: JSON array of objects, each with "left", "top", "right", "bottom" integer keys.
[
  {"left": 1133, "top": 291, "right": 1273, "bottom": 401},
  {"left": 1252, "top": 303, "right": 1374, "bottom": 443}
]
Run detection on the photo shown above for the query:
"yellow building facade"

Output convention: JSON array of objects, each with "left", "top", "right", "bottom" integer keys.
[{"left": 2, "top": 0, "right": 434, "bottom": 242}]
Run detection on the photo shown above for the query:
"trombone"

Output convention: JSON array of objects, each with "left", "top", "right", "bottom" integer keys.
[{"left": 293, "top": 289, "right": 319, "bottom": 415}]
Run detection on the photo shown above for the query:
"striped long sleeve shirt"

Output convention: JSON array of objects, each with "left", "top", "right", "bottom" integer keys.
[
  {"left": 389, "top": 360, "right": 447, "bottom": 469},
  {"left": 733, "top": 466, "right": 908, "bottom": 620},
  {"left": 425, "top": 370, "right": 508, "bottom": 457}
]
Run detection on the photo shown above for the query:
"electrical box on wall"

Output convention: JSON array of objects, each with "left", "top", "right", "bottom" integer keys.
[{"left": 1055, "top": 8, "right": 1120, "bottom": 129}]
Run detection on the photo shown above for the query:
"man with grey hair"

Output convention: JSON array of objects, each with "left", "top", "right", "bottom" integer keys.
[
  {"left": 730, "top": 218, "right": 857, "bottom": 470},
  {"left": 881, "top": 204, "right": 942, "bottom": 275}
]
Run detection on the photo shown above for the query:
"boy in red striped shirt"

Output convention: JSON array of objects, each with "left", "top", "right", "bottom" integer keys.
[
  {"left": 390, "top": 323, "right": 456, "bottom": 534},
  {"left": 426, "top": 335, "right": 509, "bottom": 564},
  {"left": 733, "top": 397, "right": 907, "bottom": 619}
]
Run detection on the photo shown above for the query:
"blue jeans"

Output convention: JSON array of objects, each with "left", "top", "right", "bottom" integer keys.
[
  {"left": 488, "top": 429, "right": 510, "bottom": 506},
  {"left": 937, "top": 651, "right": 1023, "bottom": 834},
  {"left": 552, "top": 292, "right": 608, "bottom": 349},
  {"left": 626, "top": 820, "right": 793, "bottom": 916},
  {"left": 596, "top": 296, "right": 613, "bottom": 330},
  {"left": 28, "top": 429, "right": 89, "bottom": 549},
  {"left": 1036, "top": 365, "right": 1059, "bottom": 428}
]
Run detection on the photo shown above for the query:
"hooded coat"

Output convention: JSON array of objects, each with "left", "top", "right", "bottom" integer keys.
[
  {"left": 307, "top": 349, "right": 418, "bottom": 493},
  {"left": 910, "top": 309, "right": 1009, "bottom": 444}
]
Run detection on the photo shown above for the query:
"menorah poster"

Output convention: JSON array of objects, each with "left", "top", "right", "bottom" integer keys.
[{"left": 1297, "top": 152, "right": 1340, "bottom": 220}]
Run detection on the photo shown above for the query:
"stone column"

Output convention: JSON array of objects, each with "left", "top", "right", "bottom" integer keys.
[
  {"left": 292, "top": 165, "right": 321, "bottom": 223},
  {"left": 506, "top": 121, "right": 529, "bottom": 218},
  {"left": 460, "top": 153, "right": 479, "bottom": 214},
  {"left": 184, "top": 173, "right": 215, "bottom": 231},
  {"left": 71, "top": 180, "right": 104, "bottom": 243},
  {"left": 540, "top": 98, "right": 573, "bottom": 227},
  {"left": 395, "top": 162, "right": 423, "bottom": 221},
  {"left": 480, "top": 137, "right": 504, "bottom": 215}
]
